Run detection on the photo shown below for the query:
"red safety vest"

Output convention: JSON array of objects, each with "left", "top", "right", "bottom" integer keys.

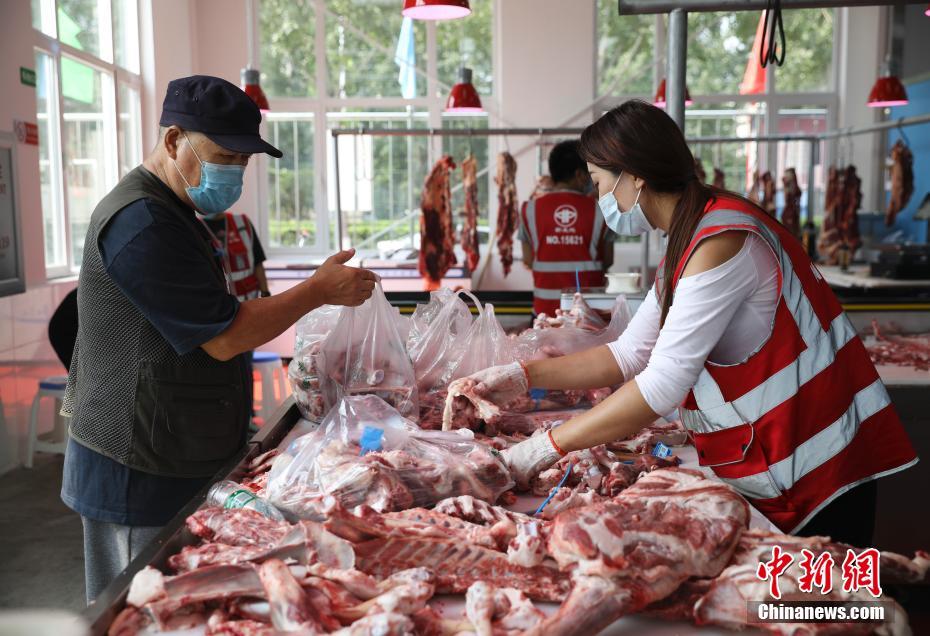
[
  {"left": 222, "top": 212, "right": 261, "bottom": 301},
  {"left": 521, "top": 191, "right": 607, "bottom": 315},
  {"left": 659, "top": 196, "right": 917, "bottom": 534}
]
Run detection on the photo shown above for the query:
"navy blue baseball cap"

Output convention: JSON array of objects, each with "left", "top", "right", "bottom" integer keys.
[{"left": 159, "top": 75, "right": 282, "bottom": 158}]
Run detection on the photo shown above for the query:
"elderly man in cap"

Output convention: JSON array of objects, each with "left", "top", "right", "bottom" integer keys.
[{"left": 60, "top": 75, "right": 377, "bottom": 603}]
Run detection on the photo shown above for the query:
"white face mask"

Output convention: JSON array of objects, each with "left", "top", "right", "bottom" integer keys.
[{"left": 598, "top": 172, "right": 653, "bottom": 236}]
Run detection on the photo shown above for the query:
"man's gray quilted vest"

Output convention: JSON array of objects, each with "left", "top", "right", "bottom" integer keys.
[{"left": 62, "top": 167, "right": 248, "bottom": 478}]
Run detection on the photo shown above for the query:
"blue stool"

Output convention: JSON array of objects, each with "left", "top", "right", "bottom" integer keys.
[
  {"left": 252, "top": 351, "right": 290, "bottom": 424},
  {"left": 26, "top": 375, "right": 69, "bottom": 468}
]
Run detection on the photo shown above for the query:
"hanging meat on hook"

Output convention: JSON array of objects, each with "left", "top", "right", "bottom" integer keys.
[
  {"left": 840, "top": 165, "right": 863, "bottom": 254},
  {"left": 712, "top": 168, "right": 725, "bottom": 190},
  {"left": 693, "top": 158, "right": 707, "bottom": 184},
  {"left": 760, "top": 171, "right": 776, "bottom": 217},
  {"left": 780, "top": 168, "right": 802, "bottom": 238},
  {"left": 460, "top": 155, "right": 481, "bottom": 272},
  {"left": 817, "top": 166, "right": 843, "bottom": 264},
  {"left": 747, "top": 170, "right": 761, "bottom": 203},
  {"left": 886, "top": 140, "right": 914, "bottom": 227},
  {"left": 419, "top": 156, "right": 458, "bottom": 290},
  {"left": 495, "top": 152, "right": 519, "bottom": 277}
]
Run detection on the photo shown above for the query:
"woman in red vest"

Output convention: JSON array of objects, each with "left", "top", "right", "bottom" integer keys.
[{"left": 453, "top": 101, "right": 917, "bottom": 545}]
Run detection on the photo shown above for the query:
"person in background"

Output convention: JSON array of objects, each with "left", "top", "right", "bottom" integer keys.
[
  {"left": 201, "top": 211, "right": 270, "bottom": 301},
  {"left": 519, "top": 140, "right": 613, "bottom": 316},
  {"left": 61, "top": 75, "right": 377, "bottom": 604}
]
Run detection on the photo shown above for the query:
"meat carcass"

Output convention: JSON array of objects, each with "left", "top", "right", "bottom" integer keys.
[
  {"left": 886, "top": 140, "right": 914, "bottom": 226},
  {"left": 761, "top": 171, "right": 777, "bottom": 216},
  {"left": 694, "top": 158, "right": 707, "bottom": 184},
  {"left": 780, "top": 167, "right": 802, "bottom": 238},
  {"left": 866, "top": 321, "right": 930, "bottom": 371},
  {"left": 495, "top": 152, "right": 519, "bottom": 276},
  {"left": 419, "top": 155, "right": 458, "bottom": 290},
  {"left": 713, "top": 167, "right": 726, "bottom": 190},
  {"left": 533, "top": 468, "right": 749, "bottom": 635},
  {"left": 611, "top": 419, "right": 689, "bottom": 454},
  {"left": 460, "top": 154, "right": 481, "bottom": 272},
  {"left": 528, "top": 175, "right": 555, "bottom": 201},
  {"left": 748, "top": 170, "right": 762, "bottom": 203},
  {"left": 321, "top": 498, "right": 572, "bottom": 602},
  {"left": 464, "top": 581, "right": 547, "bottom": 636}
]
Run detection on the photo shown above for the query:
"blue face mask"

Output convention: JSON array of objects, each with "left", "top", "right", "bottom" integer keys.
[
  {"left": 598, "top": 172, "right": 653, "bottom": 236},
  {"left": 173, "top": 133, "right": 245, "bottom": 215}
]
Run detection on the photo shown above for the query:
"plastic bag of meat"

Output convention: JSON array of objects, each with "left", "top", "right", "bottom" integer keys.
[
  {"left": 513, "top": 294, "right": 632, "bottom": 360},
  {"left": 406, "top": 289, "right": 478, "bottom": 394},
  {"left": 288, "top": 304, "right": 343, "bottom": 422},
  {"left": 319, "top": 283, "right": 419, "bottom": 421},
  {"left": 265, "top": 395, "right": 514, "bottom": 516},
  {"left": 440, "top": 301, "right": 516, "bottom": 385}
]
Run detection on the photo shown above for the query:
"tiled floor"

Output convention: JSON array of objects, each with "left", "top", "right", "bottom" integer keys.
[{"left": 0, "top": 454, "right": 84, "bottom": 613}]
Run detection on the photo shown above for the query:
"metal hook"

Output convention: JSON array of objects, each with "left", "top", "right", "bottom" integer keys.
[
  {"left": 468, "top": 128, "right": 474, "bottom": 157},
  {"left": 896, "top": 118, "right": 911, "bottom": 147}
]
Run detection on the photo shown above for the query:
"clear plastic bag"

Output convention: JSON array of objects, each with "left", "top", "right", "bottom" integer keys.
[
  {"left": 265, "top": 395, "right": 514, "bottom": 516},
  {"left": 288, "top": 304, "right": 342, "bottom": 421},
  {"left": 407, "top": 289, "right": 479, "bottom": 394},
  {"left": 514, "top": 294, "right": 632, "bottom": 361},
  {"left": 319, "top": 283, "right": 419, "bottom": 421},
  {"left": 440, "top": 301, "right": 515, "bottom": 385}
]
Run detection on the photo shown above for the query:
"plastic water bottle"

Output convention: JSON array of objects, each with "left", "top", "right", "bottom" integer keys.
[{"left": 207, "top": 480, "right": 285, "bottom": 521}]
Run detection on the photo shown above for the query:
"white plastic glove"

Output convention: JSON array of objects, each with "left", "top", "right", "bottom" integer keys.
[
  {"left": 462, "top": 361, "right": 529, "bottom": 407},
  {"left": 502, "top": 431, "right": 563, "bottom": 490}
]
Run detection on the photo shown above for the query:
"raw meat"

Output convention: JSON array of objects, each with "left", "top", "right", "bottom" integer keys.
[
  {"left": 839, "top": 165, "right": 863, "bottom": 254},
  {"left": 460, "top": 154, "right": 481, "bottom": 272},
  {"left": 866, "top": 321, "right": 930, "bottom": 371},
  {"left": 260, "top": 558, "right": 339, "bottom": 632},
  {"left": 464, "top": 581, "right": 547, "bottom": 635},
  {"left": 780, "top": 167, "right": 802, "bottom": 238},
  {"left": 818, "top": 165, "right": 862, "bottom": 265},
  {"left": 534, "top": 468, "right": 749, "bottom": 634},
  {"left": 748, "top": 170, "right": 761, "bottom": 203},
  {"left": 694, "top": 158, "right": 707, "bottom": 184},
  {"left": 531, "top": 437, "right": 682, "bottom": 496},
  {"left": 610, "top": 419, "right": 689, "bottom": 454},
  {"left": 886, "top": 140, "right": 914, "bottom": 226},
  {"left": 419, "top": 156, "right": 458, "bottom": 289},
  {"left": 266, "top": 396, "right": 513, "bottom": 516},
  {"left": 713, "top": 167, "right": 725, "bottom": 189},
  {"left": 321, "top": 498, "right": 572, "bottom": 602},
  {"left": 761, "top": 171, "right": 777, "bottom": 217},
  {"left": 495, "top": 152, "right": 519, "bottom": 276},
  {"left": 528, "top": 175, "right": 555, "bottom": 200}
]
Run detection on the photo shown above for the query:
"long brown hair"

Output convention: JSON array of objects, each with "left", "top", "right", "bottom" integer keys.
[{"left": 580, "top": 100, "right": 741, "bottom": 325}]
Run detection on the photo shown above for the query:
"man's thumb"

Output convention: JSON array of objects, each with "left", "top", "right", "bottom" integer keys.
[{"left": 326, "top": 248, "right": 355, "bottom": 265}]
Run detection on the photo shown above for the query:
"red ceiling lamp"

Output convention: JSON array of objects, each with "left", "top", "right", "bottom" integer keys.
[
  {"left": 868, "top": 57, "right": 908, "bottom": 108},
  {"left": 445, "top": 67, "right": 483, "bottom": 114},
  {"left": 653, "top": 78, "right": 693, "bottom": 108},
  {"left": 241, "top": 68, "right": 270, "bottom": 112},
  {"left": 402, "top": 0, "right": 470, "bottom": 20}
]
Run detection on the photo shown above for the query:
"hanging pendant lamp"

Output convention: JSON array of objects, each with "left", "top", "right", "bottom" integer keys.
[
  {"left": 445, "top": 67, "right": 483, "bottom": 114},
  {"left": 867, "top": 74, "right": 908, "bottom": 108},
  {"left": 241, "top": 67, "right": 270, "bottom": 112},
  {"left": 653, "top": 78, "right": 693, "bottom": 108},
  {"left": 402, "top": 0, "right": 470, "bottom": 21}
]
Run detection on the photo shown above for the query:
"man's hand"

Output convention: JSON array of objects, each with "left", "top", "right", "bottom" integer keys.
[
  {"left": 312, "top": 248, "right": 378, "bottom": 307},
  {"left": 502, "top": 432, "right": 563, "bottom": 490}
]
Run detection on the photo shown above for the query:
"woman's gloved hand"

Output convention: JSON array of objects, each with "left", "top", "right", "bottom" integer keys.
[
  {"left": 502, "top": 431, "right": 564, "bottom": 490},
  {"left": 453, "top": 361, "right": 529, "bottom": 407}
]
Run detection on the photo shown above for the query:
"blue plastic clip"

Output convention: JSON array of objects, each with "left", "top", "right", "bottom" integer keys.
[
  {"left": 652, "top": 442, "right": 673, "bottom": 458},
  {"left": 529, "top": 387, "right": 547, "bottom": 411},
  {"left": 534, "top": 462, "right": 574, "bottom": 516},
  {"left": 359, "top": 426, "right": 384, "bottom": 456}
]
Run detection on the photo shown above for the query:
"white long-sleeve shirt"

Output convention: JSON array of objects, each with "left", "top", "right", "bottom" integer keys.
[{"left": 607, "top": 233, "right": 779, "bottom": 415}]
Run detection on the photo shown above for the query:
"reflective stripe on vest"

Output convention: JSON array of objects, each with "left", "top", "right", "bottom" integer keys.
[
  {"left": 225, "top": 213, "right": 261, "bottom": 301},
  {"left": 671, "top": 198, "right": 916, "bottom": 534}
]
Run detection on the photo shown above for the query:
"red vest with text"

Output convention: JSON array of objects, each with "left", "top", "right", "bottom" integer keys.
[
  {"left": 521, "top": 191, "right": 607, "bottom": 315},
  {"left": 223, "top": 213, "right": 261, "bottom": 301},
  {"left": 659, "top": 196, "right": 917, "bottom": 534}
]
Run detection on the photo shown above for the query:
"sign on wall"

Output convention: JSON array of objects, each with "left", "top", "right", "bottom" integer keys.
[{"left": 0, "top": 133, "right": 25, "bottom": 297}]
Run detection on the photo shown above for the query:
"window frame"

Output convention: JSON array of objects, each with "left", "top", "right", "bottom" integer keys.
[
  {"left": 34, "top": 0, "right": 143, "bottom": 279},
  {"left": 254, "top": 0, "right": 497, "bottom": 257},
  {"left": 593, "top": 7, "right": 841, "bottom": 181}
]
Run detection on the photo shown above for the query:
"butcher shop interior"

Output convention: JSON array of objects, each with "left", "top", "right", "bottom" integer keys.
[{"left": 2, "top": 0, "right": 930, "bottom": 634}]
